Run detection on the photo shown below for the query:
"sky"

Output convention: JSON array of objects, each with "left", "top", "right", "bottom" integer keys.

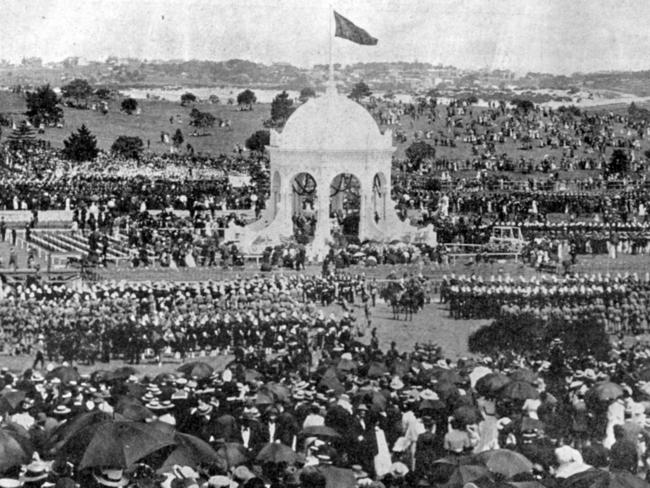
[{"left": 2, "top": 0, "right": 650, "bottom": 74}]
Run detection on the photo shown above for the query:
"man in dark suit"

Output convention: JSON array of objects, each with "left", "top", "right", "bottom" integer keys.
[
  {"left": 236, "top": 409, "right": 265, "bottom": 455},
  {"left": 261, "top": 407, "right": 283, "bottom": 444},
  {"left": 349, "top": 404, "right": 377, "bottom": 475}
]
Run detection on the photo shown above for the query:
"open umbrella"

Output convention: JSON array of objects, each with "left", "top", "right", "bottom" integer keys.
[
  {"left": 59, "top": 420, "right": 175, "bottom": 469},
  {"left": 300, "top": 425, "right": 341, "bottom": 438},
  {"left": 318, "top": 368, "right": 344, "bottom": 395},
  {"left": 475, "top": 373, "right": 511, "bottom": 397},
  {"left": 256, "top": 442, "right": 296, "bottom": 464},
  {"left": 159, "top": 433, "right": 220, "bottom": 472},
  {"left": 114, "top": 401, "right": 155, "bottom": 422},
  {"left": 437, "top": 369, "right": 465, "bottom": 385},
  {"left": 46, "top": 366, "right": 81, "bottom": 385},
  {"left": 177, "top": 362, "right": 214, "bottom": 380},
  {"left": 244, "top": 369, "right": 262, "bottom": 383},
  {"left": 354, "top": 389, "right": 388, "bottom": 412},
  {"left": 563, "top": 468, "right": 649, "bottom": 488},
  {"left": 367, "top": 361, "right": 389, "bottom": 378},
  {"left": 215, "top": 442, "right": 248, "bottom": 468},
  {"left": 336, "top": 358, "right": 356, "bottom": 373},
  {"left": 47, "top": 411, "right": 116, "bottom": 454},
  {"left": 0, "top": 426, "right": 34, "bottom": 472},
  {"left": 442, "top": 464, "right": 492, "bottom": 488},
  {"left": 255, "top": 392, "right": 274, "bottom": 407},
  {"left": 110, "top": 366, "right": 138, "bottom": 381},
  {"left": 434, "top": 380, "right": 460, "bottom": 402},
  {"left": 509, "top": 369, "right": 538, "bottom": 384},
  {"left": 474, "top": 449, "right": 533, "bottom": 478},
  {"left": 586, "top": 382, "right": 624, "bottom": 403},
  {"left": 501, "top": 381, "right": 540, "bottom": 400},
  {"left": 0, "top": 390, "right": 27, "bottom": 415}
]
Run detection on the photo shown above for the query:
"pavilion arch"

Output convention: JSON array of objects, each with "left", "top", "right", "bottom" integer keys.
[
  {"left": 330, "top": 172, "right": 361, "bottom": 240},
  {"left": 290, "top": 172, "right": 318, "bottom": 243},
  {"left": 372, "top": 172, "right": 389, "bottom": 223}
]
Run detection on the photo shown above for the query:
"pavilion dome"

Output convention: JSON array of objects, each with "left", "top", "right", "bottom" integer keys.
[{"left": 274, "top": 87, "right": 392, "bottom": 151}]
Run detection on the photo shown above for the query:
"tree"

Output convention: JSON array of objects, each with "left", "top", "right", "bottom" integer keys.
[
  {"left": 245, "top": 130, "right": 270, "bottom": 152},
  {"left": 511, "top": 98, "right": 535, "bottom": 114},
  {"left": 111, "top": 135, "right": 144, "bottom": 159},
  {"left": 95, "top": 87, "right": 112, "bottom": 100},
  {"left": 180, "top": 92, "right": 197, "bottom": 106},
  {"left": 25, "top": 84, "right": 63, "bottom": 126},
  {"left": 120, "top": 97, "right": 138, "bottom": 115},
  {"left": 61, "top": 79, "right": 93, "bottom": 107},
  {"left": 607, "top": 149, "right": 629, "bottom": 176},
  {"left": 62, "top": 124, "right": 99, "bottom": 162},
  {"left": 236, "top": 89, "right": 257, "bottom": 109},
  {"left": 299, "top": 87, "right": 316, "bottom": 102},
  {"left": 208, "top": 94, "right": 220, "bottom": 104},
  {"left": 405, "top": 141, "right": 436, "bottom": 166},
  {"left": 172, "top": 128, "right": 184, "bottom": 147},
  {"left": 189, "top": 108, "right": 216, "bottom": 133},
  {"left": 349, "top": 81, "right": 372, "bottom": 101},
  {"left": 270, "top": 91, "right": 294, "bottom": 125}
]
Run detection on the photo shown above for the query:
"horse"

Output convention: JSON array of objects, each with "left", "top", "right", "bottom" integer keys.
[{"left": 380, "top": 278, "right": 426, "bottom": 321}]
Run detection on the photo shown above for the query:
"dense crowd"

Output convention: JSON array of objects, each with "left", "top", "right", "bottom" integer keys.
[
  {"left": 0, "top": 146, "right": 267, "bottom": 213},
  {"left": 0, "top": 272, "right": 649, "bottom": 488},
  {"left": 0, "top": 273, "right": 377, "bottom": 363},
  {"left": 442, "top": 273, "right": 650, "bottom": 333}
]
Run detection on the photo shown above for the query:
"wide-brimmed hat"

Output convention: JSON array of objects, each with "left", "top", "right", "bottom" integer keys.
[
  {"left": 93, "top": 469, "right": 128, "bottom": 487},
  {"left": 52, "top": 405, "right": 71, "bottom": 416},
  {"left": 21, "top": 461, "right": 50, "bottom": 483}
]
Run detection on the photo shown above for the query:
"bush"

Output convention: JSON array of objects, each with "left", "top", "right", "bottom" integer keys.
[
  {"left": 111, "top": 135, "right": 144, "bottom": 159},
  {"left": 245, "top": 130, "right": 270, "bottom": 152},
  {"left": 468, "top": 306, "right": 610, "bottom": 361}
]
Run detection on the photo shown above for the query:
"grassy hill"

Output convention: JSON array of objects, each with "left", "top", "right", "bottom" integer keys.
[{"left": 1, "top": 89, "right": 649, "bottom": 164}]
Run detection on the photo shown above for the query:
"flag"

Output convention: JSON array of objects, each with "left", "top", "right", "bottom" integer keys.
[{"left": 334, "top": 11, "right": 378, "bottom": 45}]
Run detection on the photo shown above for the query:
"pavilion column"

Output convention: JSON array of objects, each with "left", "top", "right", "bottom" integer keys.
[{"left": 311, "top": 175, "right": 331, "bottom": 250}]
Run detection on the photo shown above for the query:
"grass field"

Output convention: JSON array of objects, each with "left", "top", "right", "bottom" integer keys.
[{"left": 2, "top": 89, "right": 648, "bottom": 162}]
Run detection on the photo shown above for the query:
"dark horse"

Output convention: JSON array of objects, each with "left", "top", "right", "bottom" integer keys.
[{"left": 380, "top": 278, "right": 426, "bottom": 321}]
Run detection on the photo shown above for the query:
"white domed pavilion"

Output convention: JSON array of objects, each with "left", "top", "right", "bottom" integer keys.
[{"left": 226, "top": 86, "right": 435, "bottom": 260}]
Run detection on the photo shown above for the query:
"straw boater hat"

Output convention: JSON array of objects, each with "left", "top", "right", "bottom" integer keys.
[
  {"left": 21, "top": 459, "right": 49, "bottom": 483},
  {"left": 52, "top": 405, "right": 71, "bottom": 416},
  {"left": 93, "top": 469, "right": 128, "bottom": 487}
]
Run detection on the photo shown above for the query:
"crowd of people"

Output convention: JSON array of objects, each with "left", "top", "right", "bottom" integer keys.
[
  {"left": 0, "top": 271, "right": 649, "bottom": 488},
  {"left": 441, "top": 273, "right": 650, "bottom": 333}
]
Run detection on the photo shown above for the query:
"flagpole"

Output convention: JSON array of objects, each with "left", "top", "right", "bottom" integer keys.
[{"left": 328, "top": 5, "right": 334, "bottom": 88}]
